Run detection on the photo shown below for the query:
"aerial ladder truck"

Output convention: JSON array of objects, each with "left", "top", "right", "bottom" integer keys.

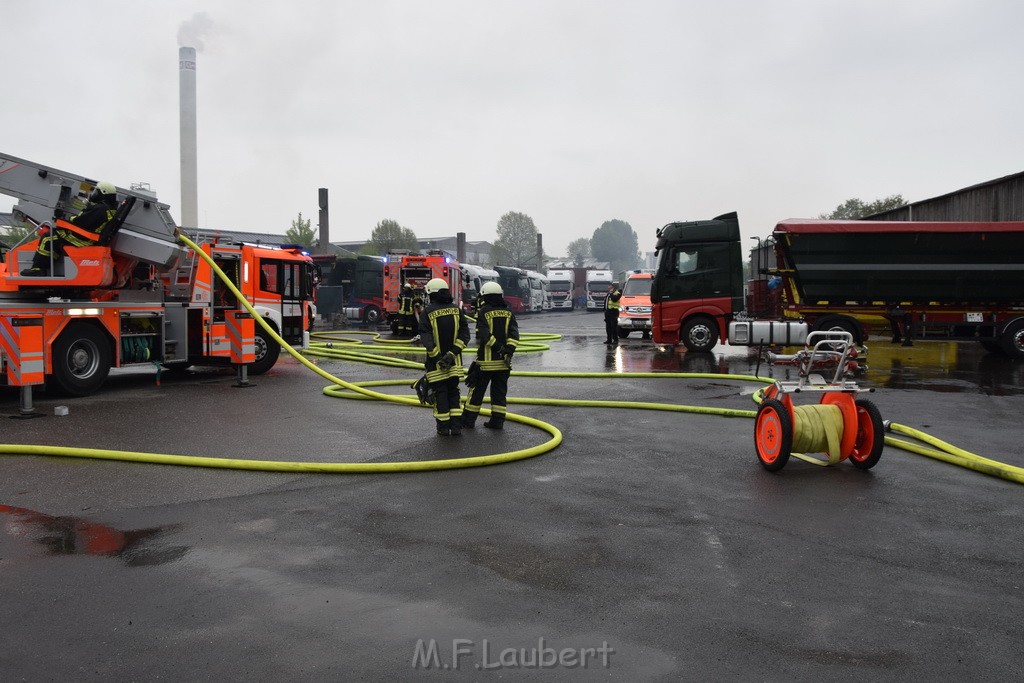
[{"left": 0, "top": 152, "right": 317, "bottom": 399}]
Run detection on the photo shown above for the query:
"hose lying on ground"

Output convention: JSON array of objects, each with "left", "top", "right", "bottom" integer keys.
[{"left": 0, "top": 231, "right": 1020, "bottom": 485}]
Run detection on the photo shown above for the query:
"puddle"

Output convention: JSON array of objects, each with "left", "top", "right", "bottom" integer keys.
[{"left": 0, "top": 504, "right": 187, "bottom": 566}]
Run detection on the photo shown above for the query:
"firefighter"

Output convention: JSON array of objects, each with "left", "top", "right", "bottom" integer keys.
[
  {"left": 396, "top": 283, "right": 417, "bottom": 336},
  {"left": 461, "top": 281, "right": 519, "bottom": 430},
  {"left": 21, "top": 180, "right": 119, "bottom": 276},
  {"left": 604, "top": 282, "right": 622, "bottom": 344},
  {"left": 419, "top": 277, "right": 470, "bottom": 436}
]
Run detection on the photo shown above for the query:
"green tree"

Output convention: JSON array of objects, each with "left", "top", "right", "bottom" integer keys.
[
  {"left": 819, "top": 194, "right": 906, "bottom": 219},
  {"left": 285, "top": 211, "right": 316, "bottom": 247},
  {"left": 363, "top": 218, "right": 418, "bottom": 256},
  {"left": 492, "top": 211, "right": 543, "bottom": 269},
  {"left": 591, "top": 219, "right": 640, "bottom": 275},
  {"left": 567, "top": 237, "right": 591, "bottom": 268}
]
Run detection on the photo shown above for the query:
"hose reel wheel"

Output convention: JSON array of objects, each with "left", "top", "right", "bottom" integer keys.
[{"left": 755, "top": 398, "right": 792, "bottom": 471}]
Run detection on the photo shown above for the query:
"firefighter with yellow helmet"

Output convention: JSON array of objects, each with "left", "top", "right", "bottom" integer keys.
[
  {"left": 22, "top": 180, "right": 119, "bottom": 276},
  {"left": 419, "top": 277, "right": 470, "bottom": 435},
  {"left": 461, "top": 281, "right": 519, "bottom": 430}
]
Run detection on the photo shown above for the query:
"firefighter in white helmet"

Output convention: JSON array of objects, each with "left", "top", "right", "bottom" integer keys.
[
  {"left": 22, "top": 180, "right": 120, "bottom": 277},
  {"left": 461, "top": 281, "right": 519, "bottom": 430},
  {"left": 419, "top": 277, "right": 470, "bottom": 436}
]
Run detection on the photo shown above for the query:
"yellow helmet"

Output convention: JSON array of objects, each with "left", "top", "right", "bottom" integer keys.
[
  {"left": 424, "top": 278, "right": 449, "bottom": 294},
  {"left": 480, "top": 281, "right": 503, "bottom": 296}
]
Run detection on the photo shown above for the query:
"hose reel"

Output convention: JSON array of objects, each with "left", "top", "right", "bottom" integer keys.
[{"left": 754, "top": 331, "right": 884, "bottom": 471}]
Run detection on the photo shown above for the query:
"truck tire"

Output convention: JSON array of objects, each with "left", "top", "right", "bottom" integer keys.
[
  {"left": 249, "top": 323, "right": 281, "bottom": 375},
  {"left": 49, "top": 322, "right": 112, "bottom": 397},
  {"left": 618, "top": 328, "right": 631, "bottom": 338},
  {"left": 814, "top": 316, "right": 862, "bottom": 345},
  {"left": 681, "top": 316, "right": 718, "bottom": 353},
  {"left": 363, "top": 305, "right": 382, "bottom": 325},
  {"left": 999, "top": 319, "right": 1024, "bottom": 360}
]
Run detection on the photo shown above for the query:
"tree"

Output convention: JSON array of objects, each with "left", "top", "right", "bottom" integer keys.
[
  {"left": 567, "top": 237, "right": 591, "bottom": 268},
  {"left": 1, "top": 218, "right": 36, "bottom": 249},
  {"left": 285, "top": 212, "right": 316, "bottom": 248},
  {"left": 590, "top": 219, "right": 640, "bottom": 275},
  {"left": 492, "top": 211, "right": 543, "bottom": 269},
  {"left": 819, "top": 194, "right": 906, "bottom": 220},
  {"left": 362, "top": 219, "right": 418, "bottom": 256}
]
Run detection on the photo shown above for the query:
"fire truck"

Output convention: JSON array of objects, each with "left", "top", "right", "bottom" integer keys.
[
  {"left": 0, "top": 152, "right": 317, "bottom": 397},
  {"left": 382, "top": 250, "right": 461, "bottom": 333}
]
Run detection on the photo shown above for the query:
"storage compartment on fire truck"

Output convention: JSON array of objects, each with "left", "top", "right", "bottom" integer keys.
[{"left": 119, "top": 312, "right": 164, "bottom": 365}]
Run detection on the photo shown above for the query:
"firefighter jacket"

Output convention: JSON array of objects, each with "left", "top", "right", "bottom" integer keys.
[
  {"left": 58, "top": 201, "right": 118, "bottom": 247},
  {"left": 475, "top": 300, "right": 520, "bottom": 372},
  {"left": 398, "top": 292, "right": 416, "bottom": 316},
  {"left": 419, "top": 296, "right": 470, "bottom": 382}
]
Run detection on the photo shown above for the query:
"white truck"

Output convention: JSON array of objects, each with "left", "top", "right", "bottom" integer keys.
[
  {"left": 546, "top": 269, "right": 575, "bottom": 309},
  {"left": 460, "top": 263, "right": 499, "bottom": 312},
  {"left": 585, "top": 269, "right": 615, "bottom": 311},
  {"left": 525, "top": 270, "right": 548, "bottom": 312}
]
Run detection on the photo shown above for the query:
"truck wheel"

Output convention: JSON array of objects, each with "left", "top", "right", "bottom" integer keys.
[
  {"left": 49, "top": 323, "right": 112, "bottom": 397},
  {"left": 999, "top": 319, "right": 1024, "bottom": 360},
  {"left": 618, "top": 328, "right": 631, "bottom": 338},
  {"left": 249, "top": 323, "right": 281, "bottom": 375},
  {"left": 814, "top": 316, "right": 862, "bottom": 345},
  {"left": 755, "top": 398, "right": 792, "bottom": 471},
  {"left": 848, "top": 399, "right": 884, "bottom": 470},
  {"left": 681, "top": 316, "right": 718, "bottom": 353},
  {"left": 363, "top": 305, "right": 382, "bottom": 325}
]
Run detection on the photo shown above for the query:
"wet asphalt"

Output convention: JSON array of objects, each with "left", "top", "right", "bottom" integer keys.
[{"left": 1, "top": 310, "right": 1022, "bottom": 681}]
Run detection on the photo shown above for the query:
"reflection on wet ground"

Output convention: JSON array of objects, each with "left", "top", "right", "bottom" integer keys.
[
  {"left": 542, "top": 335, "right": 1024, "bottom": 396},
  {"left": 0, "top": 504, "right": 187, "bottom": 566}
]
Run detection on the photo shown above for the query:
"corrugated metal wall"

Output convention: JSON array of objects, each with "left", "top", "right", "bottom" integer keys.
[{"left": 866, "top": 171, "right": 1024, "bottom": 221}]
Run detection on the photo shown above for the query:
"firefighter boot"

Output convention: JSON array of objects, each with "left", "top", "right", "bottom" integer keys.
[
  {"left": 436, "top": 419, "right": 451, "bottom": 436},
  {"left": 483, "top": 416, "right": 504, "bottom": 430},
  {"left": 21, "top": 248, "right": 54, "bottom": 277},
  {"left": 461, "top": 412, "right": 478, "bottom": 429}
]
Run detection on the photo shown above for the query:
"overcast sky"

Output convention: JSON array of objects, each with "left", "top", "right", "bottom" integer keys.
[{"left": 3, "top": 1, "right": 1021, "bottom": 257}]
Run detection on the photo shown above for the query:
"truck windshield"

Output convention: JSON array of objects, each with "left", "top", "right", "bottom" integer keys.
[
  {"left": 549, "top": 282, "right": 571, "bottom": 292},
  {"left": 622, "top": 278, "right": 651, "bottom": 296},
  {"left": 588, "top": 281, "right": 611, "bottom": 293}
]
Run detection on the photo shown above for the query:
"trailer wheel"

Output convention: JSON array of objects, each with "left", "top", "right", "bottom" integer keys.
[
  {"left": 249, "top": 322, "right": 281, "bottom": 375},
  {"left": 363, "top": 305, "right": 382, "bottom": 325},
  {"left": 999, "top": 319, "right": 1024, "bottom": 360},
  {"left": 848, "top": 399, "right": 884, "bottom": 470},
  {"left": 49, "top": 323, "right": 112, "bottom": 397},
  {"left": 681, "top": 316, "right": 718, "bottom": 353},
  {"left": 755, "top": 398, "right": 792, "bottom": 471},
  {"left": 814, "top": 316, "right": 862, "bottom": 345}
]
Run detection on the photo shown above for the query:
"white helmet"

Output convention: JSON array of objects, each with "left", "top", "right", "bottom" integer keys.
[
  {"left": 424, "top": 278, "right": 449, "bottom": 294},
  {"left": 95, "top": 181, "right": 116, "bottom": 196},
  {"left": 480, "top": 281, "right": 503, "bottom": 296}
]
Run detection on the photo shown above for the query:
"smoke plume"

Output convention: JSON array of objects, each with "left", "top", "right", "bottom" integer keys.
[{"left": 177, "top": 12, "right": 216, "bottom": 52}]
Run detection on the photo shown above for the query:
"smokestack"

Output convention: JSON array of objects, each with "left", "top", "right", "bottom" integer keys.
[
  {"left": 179, "top": 46, "right": 198, "bottom": 229},
  {"left": 536, "top": 233, "right": 543, "bottom": 270},
  {"left": 317, "top": 188, "right": 330, "bottom": 253},
  {"left": 457, "top": 232, "right": 466, "bottom": 262}
]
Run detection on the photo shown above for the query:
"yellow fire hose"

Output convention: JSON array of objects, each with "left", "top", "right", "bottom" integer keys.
[{"left": 0, "top": 231, "right": 1020, "bottom": 486}]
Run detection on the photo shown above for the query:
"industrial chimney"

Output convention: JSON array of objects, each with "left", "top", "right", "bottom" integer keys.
[{"left": 179, "top": 46, "right": 198, "bottom": 229}]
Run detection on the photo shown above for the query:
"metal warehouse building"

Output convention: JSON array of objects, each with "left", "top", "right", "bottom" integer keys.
[{"left": 866, "top": 170, "right": 1024, "bottom": 222}]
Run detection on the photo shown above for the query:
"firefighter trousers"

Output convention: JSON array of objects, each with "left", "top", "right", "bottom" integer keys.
[{"left": 463, "top": 369, "right": 509, "bottom": 427}]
